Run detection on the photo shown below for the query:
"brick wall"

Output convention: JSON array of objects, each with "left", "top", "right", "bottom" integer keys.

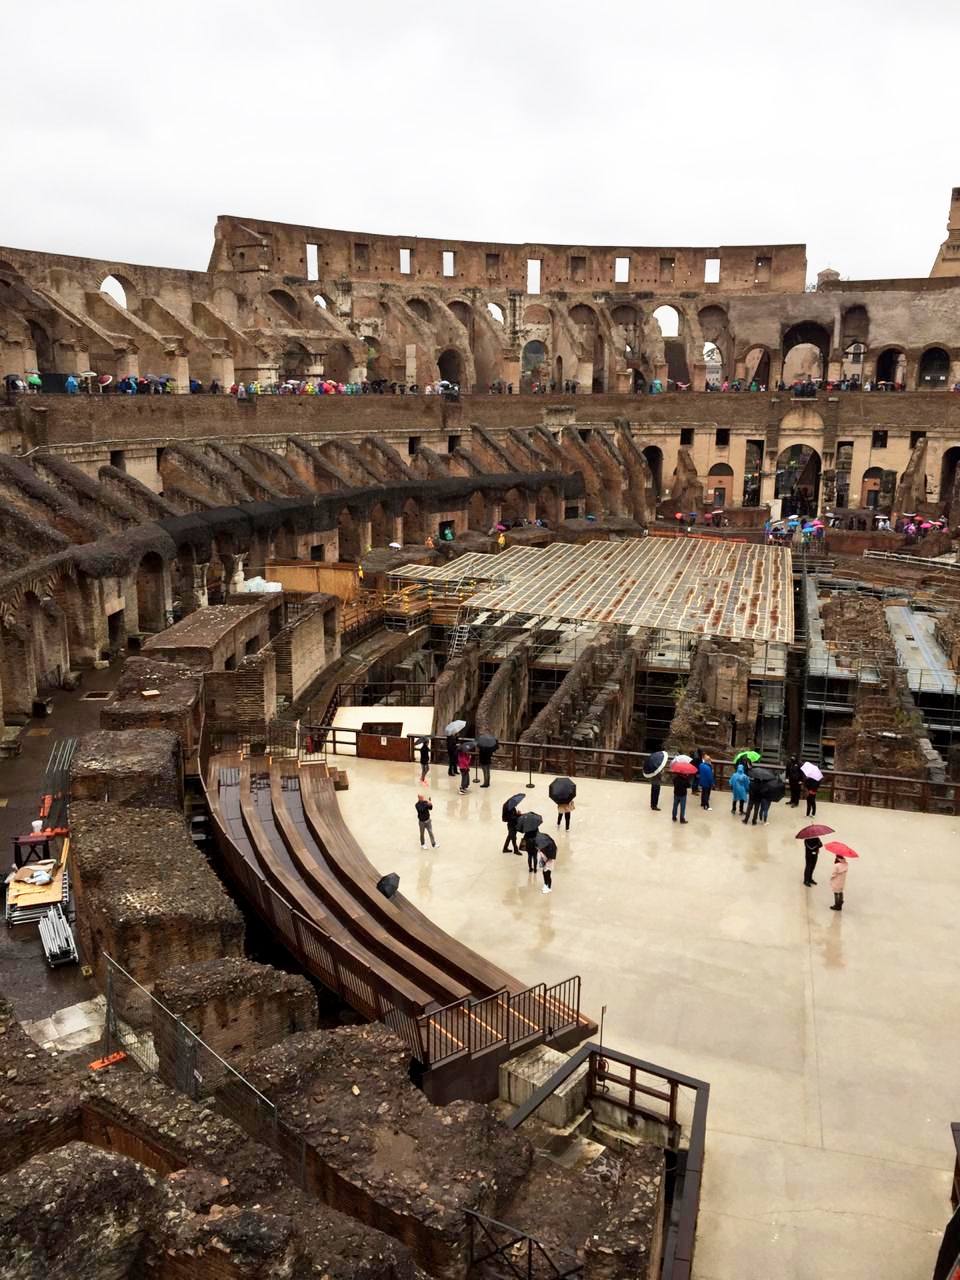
[
  {"left": 476, "top": 643, "right": 530, "bottom": 742},
  {"left": 204, "top": 646, "right": 277, "bottom": 726},
  {"left": 431, "top": 645, "right": 482, "bottom": 737}
]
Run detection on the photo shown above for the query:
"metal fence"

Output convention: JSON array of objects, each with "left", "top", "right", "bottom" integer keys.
[{"left": 418, "top": 977, "right": 581, "bottom": 1068}]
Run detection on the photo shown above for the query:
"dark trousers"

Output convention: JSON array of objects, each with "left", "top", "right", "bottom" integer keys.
[
  {"left": 832, "top": 892, "right": 844, "bottom": 911},
  {"left": 700, "top": 786, "right": 712, "bottom": 809},
  {"left": 804, "top": 850, "right": 818, "bottom": 884},
  {"left": 557, "top": 811, "right": 570, "bottom": 830},
  {"left": 743, "top": 798, "right": 760, "bottom": 824},
  {"left": 731, "top": 796, "right": 744, "bottom": 814},
  {"left": 650, "top": 782, "right": 661, "bottom": 809},
  {"left": 672, "top": 793, "right": 686, "bottom": 820},
  {"left": 526, "top": 842, "right": 538, "bottom": 872},
  {"left": 480, "top": 763, "right": 490, "bottom": 787},
  {"left": 542, "top": 866, "right": 553, "bottom": 889},
  {"left": 502, "top": 822, "right": 519, "bottom": 854},
  {"left": 789, "top": 781, "right": 801, "bottom": 806},
  {"left": 806, "top": 794, "right": 817, "bottom": 816},
  {"left": 459, "top": 768, "right": 470, "bottom": 791}
]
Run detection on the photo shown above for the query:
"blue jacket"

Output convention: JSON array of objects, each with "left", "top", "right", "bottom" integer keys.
[
  {"left": 697, "top": 760, "right": 715, "bottom": 789},
  {"left": 729, "top": 764, "right": 750, "bottom": 801}
]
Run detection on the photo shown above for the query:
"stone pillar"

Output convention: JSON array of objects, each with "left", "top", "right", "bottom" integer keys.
[
  {"left": 759, "top": 462, "right": 778, "bottom": 508},
  {"left": 389, "top": 514, "right": 403, "bottom": 545},
  {"left": 117, "top": 348, "right": 140, "bottom": 380},
  {"left": 827, "top": 354, "right": 843, "bottom": 382},
  {"left": 170, "top": 352, "right": 191, "bottom": 393},
  {"left": 227, "top": 553, "right": 246, "bottom": 595},
  {"left": 691, "top": 360, "right": 706, "bottom": 392},
  {"left": 357, "top": 519, "right": 372, "bottom": 555},
  {"left": 211, "top": 350, "right": 235, "bottom": 389},
  {"left": 181, "top": 563, "right": 210, "bottom": 614}
]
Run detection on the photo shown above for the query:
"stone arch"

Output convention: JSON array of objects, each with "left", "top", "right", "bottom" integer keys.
[
  {"left": 283, "top": 341, "right": 312, "bottom": 379},
  {"left": 642, "top": 445, "right": 664, "bottom": 496},
  {"left": 313, "top": 293, "right": 329, "bottom": 310},
  {"left": 28, "top": 320, "right": 54, "bottom": 372},
  {"left": 407, "top": 298, "right": 430, "bottom": 322},
  {"left": 100, "top": 273, "right": 137, "bottom": 310},
  {"left": 875, "top": 347, "right": 906, "bottom": 387},
  {"left": 652, "top": 305, "right": 688, "bottom": 384},
  {"left": 782, "top": 321, "right": 831, "bottom": 383},
  {"left": 467, "top": 490, "right": 494, "bottom": 531},
  {"left": 273, "top": 520, "right": 299, "bottom": 559},
  {"left": 775, "top": 443, "right": 822, "bottom": 514},
  {"left": 521, "top": 340, "right": 547, "bottom": 390},
  {"left": 364, "top": 336, "right": 386, "bottom": 380},
  {"left": 449, "top": 300, "right": 471, "bottom": 329},
  {"left": 402, "top": 497, "right": 424, "bottom": 544},
  {"left": 707, "top": 462, "right": 734, "bottom": 509},
  {"left": 554, "top": 354, "right": 563, "bottom": 386},
  {"left": 437, "top": 348, "right": 464, "bottom": 386},
  {"left": 487, "top": 302, "right": 505, "bottom": 326},
  {"left": 337, "top": 508, "right": 360, "bottom": 562},
  {"left": 523, "top": 304, "right": 551, "bottom": 326},
  {"left": 135, "top": 551, "right": 168, "bottom": 633},
  {"left": 860, "top": 465, "right": 886, "bottom": 509},
  {"left": 501, "top": 486, "right": 528, "bottom": 525},
  {"left": 743, "top": 346, "right": 771, "bottom": 386},
  {"left": 1, "top": 619, "right": 31, "bottom": 718},
  {"left": 939, "top": 445, "right": 960, "bottom": 505},
  {"left": 841, "top": 304, "right": 869, "bottom": 347},
  {"left": 269, "top": 288, "right": 299, "bottom": 319},
  {"left": 919, "top": 346, "right": 950, "bottom": 389},
  {"left": 369, "top": 502, "right": 389, "bottom": 548},
  {"left": 535, "top": 484, "right": 560, "bottom": 525},
  {"left": 652, "top": 305, "right": 681, "bottom": 338}
]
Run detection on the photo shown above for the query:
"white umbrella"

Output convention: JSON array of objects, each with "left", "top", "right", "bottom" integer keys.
[
  {"left": 673, "top": 753, "right": 692, "bottom": 764},
  {"left": 800, "top": 762, "right": 823, "bottom": 781},
  {"left": 388, "top": 541, "right": 402, "bottom": 549},
  {"left": 444, "top": 719, "right": 466, "bottom": 735}
]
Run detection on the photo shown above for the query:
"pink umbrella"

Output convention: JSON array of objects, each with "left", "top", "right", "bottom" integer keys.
[
  {"left": 670, "top": 760, "right": 697, "bottom": 776},
  {"left": 920, "top": 522, "right": 933, "bottom": 529}
]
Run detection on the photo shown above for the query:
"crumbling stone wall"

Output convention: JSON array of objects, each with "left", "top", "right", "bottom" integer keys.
[
  {"left": 431, "top": 643, "right": 481, "bottom": 738},
  {"left": 152, "top": 958, "right": 318, "bottom": 1091},
  {"left": 203, "top": 645, "right": 278, "bottom": 727},
  {"left": 234, "top": 1023, "right": 532, "bottom": 1278},
  {"left": 476, "top": 642, "right": 531, "bottom": 743},
  {"left": 521, "top": 641, "right": 603, "bottom": 744},
  {"left": 69, "top": 802, "right": 244, "bottom": 994},
  {"left": 70, "top": 728, "right": 183, "bottom": 810},
  {"left": 666, "top": 637, "right": 758, "bottom": 755},
  {"left": 935, "top": 606, "right": 960, "bottom": 670},
  {"left": 570, "top": 647, "right": 638, "bottom": 750},
  {"left": 0, "top": 994, "right": 80, "bottom": 1178}
]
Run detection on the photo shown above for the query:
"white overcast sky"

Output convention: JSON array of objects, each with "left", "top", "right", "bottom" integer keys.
[{"left": 2, "top": 0, "right": 956, "bottom": 282}]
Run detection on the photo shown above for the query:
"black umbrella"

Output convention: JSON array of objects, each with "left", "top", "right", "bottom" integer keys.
[
  {"left": 548, "top": 777, "right": 577, "bottom": 804},
  {"left": 504, "top": 793, "right": 525, "bottom": 814},
  {"left": 458, "top": 738, "right": 476, "bottom": 751},
  {"left": 476, "top": 733, "right": 499, "bottom": 752},
  {"left": 756, "top": 778, "right": 786, "bottom": 803},
  {"left": 517, "top": 812, "right": 542, "bottom": 833},
  {"left": 642, "top": 750, "right": 668, "bottom": 779},
  {"left": 751, "top": 767, "right": 777, "bottom": 784},
  {"left": 534, "top": 833, "right": 557, "bottom": 858}
]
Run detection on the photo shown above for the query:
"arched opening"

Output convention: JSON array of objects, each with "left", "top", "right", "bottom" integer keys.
[
  {"left": 536, "top": 485, "right": 558, "bottom": 526},
  {"left": 467, "top": 490, "right": 494, "bottom": 531},
  {"left": 592, "top": 332, "right": 606, "bottom": 392},
  {"left": 407, "top": 298, "right": 430, "bottom": 322},
  {"left": 775, "top": 444, "right": 821, "bottom": 515},
  {"left": 269, "top": 289, "right": 299, "bottom": 320},
  {"left": 135, "top": 552, "right": 167, "bottom": 633},
  {"left": 703, "top": 343, "right": 723, "bottom": 386},
  {"left": 449, "top": 300, "right": 471, "bottom": 331},
  {"left": 633, "top": 370, "right": 647, "bottom": 392},
  {"left": 707, "top": 462, "right": 734, "bottom": 509},
  {"left": 743, "top": 440, "right": 764, "bottom": 506},
  {"left": 28, "top": 321, "right": 54, "bottom": 373},
  {"left": 100, "top": 275, "right": 127, "bottom": 308},
  {"left": 554, "top": 355, "right": 563, "bottom": 387},
  {"left": 369, "top": 502, "right": 389, "bottom": 548},
  {"left": 860, "top": 466, "right": 885, "bottom": 509},
  {"left": 642, "top": 446, "right": 663, "bottom": 497},
  {"left": 939, "top": 446, "right": 960, "bottom": 506},
  {"left": 487, "top": 302, "right": 504, "bottom": 326},
  {"left": 521, "top": 340, "right": 547, "bottom": 391},
  {"left": 402, "top": 498, "right": 424, "bottom": 544},
  {"left": 1, "top": 621, "right": 31, "bottom": 718},
  {"left": 437, "top": 348, "right": 464, "bottom": 387},
  {"left": 313, "top": 294, "right": 328, "bottom": 310},
  {"left": 283, "top": 342, "right": 311, "bottom": 379},
  {"left": 841, "top": 305, "right": 869, "bottom": 347},
  {"left": 782, "top": 322, "right": 831, "bottom": 385},
  {"left": 652, "top": 305, "right": 680, "bottom": 338},
  {"left": 841, "top": 342, "right": 865, "bottom": 378},
  {"left": 273, "top": 521, "right": 299, "bottom": 560},
  {"left": 875, "top": 348, "right": 906, "bottom": 388},
  {"left": 919, "top": 346, "right": 950, "bottom": 389},
  {"left": 324, "top": 341, "right": 353, "bottom": 383},
  {"left": 744, "top": 347, "right": 770, "bottom": 387},
  {"left": 337, "top": 509, "right": 360, "bottom": 562},
  {"left": 501, "top": 487, "right": 527, "bottom": 525}
]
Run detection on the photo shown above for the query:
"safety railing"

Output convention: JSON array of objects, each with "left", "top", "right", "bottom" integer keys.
[
  {"left": 419, "top": 977, "right": 581, "bottom": 1068},
  {"left": 464, "top": 1210, "right": 583, "bottom": 1279},
  {"left": 507, "top": 1043, "right": 709, "bottom": 1280}
]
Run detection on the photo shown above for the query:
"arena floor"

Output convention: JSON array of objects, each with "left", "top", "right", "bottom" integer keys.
[{"left": 334, "top": 754, "right": 959, "bottom": 1280}]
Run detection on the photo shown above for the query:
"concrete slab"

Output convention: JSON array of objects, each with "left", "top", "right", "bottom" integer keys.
[{"left": 332, "top": 754, "right": 959, "bottom": 1280}]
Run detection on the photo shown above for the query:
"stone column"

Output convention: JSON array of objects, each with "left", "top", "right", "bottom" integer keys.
[
  {"left": 389, "top": 514, "right": 403, "bottom": 545},
  {"left": 170, "top": 351, "right": 191, "bottom": 393},
  {"left": 211, "top": 350, "right": 235, "bottom": 389},
  {"left": 227, "top": 553, "right": 246, "bottom": 595},
  {"left": 117, "top": 348, "right": 140, "bottom": 380}
]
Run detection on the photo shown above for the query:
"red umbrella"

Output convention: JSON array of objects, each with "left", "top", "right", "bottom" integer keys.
[
  {"left": 795, "top": 824, "right": 834, "bottom": 839},
  {"left": 674, "top": 512, "right": 683, "bottom": 520},
  {"left": 824, "top": 841, "right": 859, "bottom": 858},
  {"left": 670, "top": 760, "right": 697, "bottom": 776}
]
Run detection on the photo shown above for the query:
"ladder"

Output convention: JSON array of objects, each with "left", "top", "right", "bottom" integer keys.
[{"left": 39, "top": 904, "right": 78, "bottom": 967}]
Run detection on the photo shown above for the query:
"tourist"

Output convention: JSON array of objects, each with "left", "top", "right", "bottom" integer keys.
[
  {"left": 650, "top": 778, "right": 662, "bottom": 812},
  {"left": 786, "top": 755, "right": 803, "bottom": 807},
  {"left": 415, "top": 793, "right": 437, "bottom": 849},
  {"left": 729, "top": 762, "right": 749, "bottom": 815},
  {"left": 555, "top": 795, "right": 574, "bottom": 831},
  {"left": 522, "top": 824, "right": 539, "bottom": 874},
  {"left": 671, "top": 771, "right": 690, "bottom": 824},
  {"left": 697, "top": 754, "right": 714, "bottom": 810},
  {"left": 539, "top": 836, "right": 558, "bottom": 895},
  {"left": 690, "top": 747, "right": 703, "bottom": 795},
  {"left": 457, "top": 744, "right": 472, "bottom": 793},
  {"left": 803, "top": 836, "right": 821, "bottom": 886},
  {"left": 446, "top": 730, "right": 459, "bottom": 777},
  {"left": 477, "top": 737, "right": 494, "bottom": 788},
  {"left": 805, "top": 776, "right": 820, "bottom": 818},
  {"left": 418, "top": 738, "right": 430, "bottom": 783},
  {"left": 742, "top": 775, "right": 763, "bottom": 826},
  {"left": 830, "top": 853, "right": 849, "bottom": 911},
  {"left": 501, "top": 798, "right": 521, "bottom": 855},
  {"left": 64, "top": 373, "right": 78, "bottom": 395}
]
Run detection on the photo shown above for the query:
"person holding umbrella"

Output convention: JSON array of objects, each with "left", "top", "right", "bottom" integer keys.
[
  {"left": 445, "top": 719, "right": 465, "bottom": 777},
  {"left": 670, "top": 759, "right": 695, "bottom": 823},
  {"left": 536, "top": 832, "right": 558, "bottom": 894},
  {"left": 786, "top": 755, "right": 803, "bottom": 807},
  {"left": 642, "top": 750, "right": 667, "bottom": 810},
  {"left": 796, "top": 823, "right": 833, "bottom": 886},
  {"left": 826, "top": 841, "right": 858, "bottom": 910},
  {"left": 517, "top": 812, "right": 542, "bottom": 874},
  {"left": 456, "top": 740, "right": 473, "bottom": 794},
  {"left": 476, "top": 733, "right": 498, "bottom": 788},
  {"left": 805, "top": 773, "right": 821, "bottom": 817},
  {"left": 501, "top": 793, "right": 524, "bottom": 855},
  {"left": 742, "top": 771, "right": 765, "bottom": 825},
  {"left": 549, "top": 777, "right": 577, "bottom": 830}
]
